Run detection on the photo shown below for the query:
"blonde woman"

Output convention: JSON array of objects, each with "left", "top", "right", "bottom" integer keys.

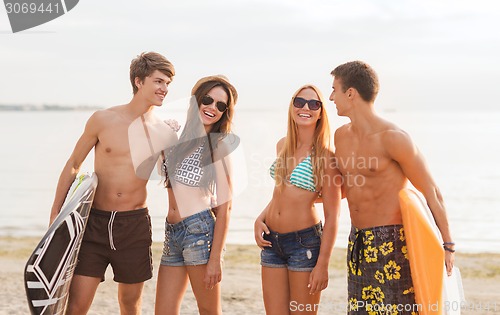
[{"left": 254, "top": 85, "right": 342, "bottom": 314}]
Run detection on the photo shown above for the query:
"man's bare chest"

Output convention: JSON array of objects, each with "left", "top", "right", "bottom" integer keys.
[
  {"left": 336, "top": 138, "right": 388, "bottom": 175},
  {"left": 97, "top": 125, "right": 131, "bottom": 157}
]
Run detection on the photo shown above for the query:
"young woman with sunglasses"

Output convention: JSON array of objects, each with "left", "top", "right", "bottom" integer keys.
[
  {"left": 155, "top": 75, "right": 237, "bottom": 315},
  {"left": 254, "top": 85, "right": 342, "bottom": 315}
]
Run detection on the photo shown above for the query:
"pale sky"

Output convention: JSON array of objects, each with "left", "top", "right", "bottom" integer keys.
[{"left": 1, "top": 0, "right": 499, "bottom": 111}]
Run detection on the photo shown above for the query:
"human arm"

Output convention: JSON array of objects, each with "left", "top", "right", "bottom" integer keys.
[
  {"left": 204, "top": 154, "right": 232, "bottom": 289},
  {"left": 308, "top": 152, "right": 342, "bottom": 294},
  {"left": 164, "top": 119, "right": 181, "bottom": 132},
  {"left": 333, "top": 127, "right": 348, "bottom": 200},
  {"left": 384, "top": 130, "right": 455, "bottom": 275},
  {"left": 49, "top": 112, "right": 101, "bottom": 225},
  {"left": 254, "top": 202, "right": 272, "bottom": 249},
  {"left": 254, "top": 137, "right": 285, "bottom": 248}
]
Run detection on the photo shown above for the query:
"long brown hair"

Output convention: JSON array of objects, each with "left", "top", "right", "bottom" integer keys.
[
  {"left": 164, "top": 76, "right": 237, "bottom": 194},
  {"left": 274, "top": 85, "right": 331, "bottom": 191}
]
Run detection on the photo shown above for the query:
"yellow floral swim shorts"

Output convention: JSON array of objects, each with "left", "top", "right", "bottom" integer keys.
[{"left": 347, "top": 225, "right": 418, "bottom": 315}]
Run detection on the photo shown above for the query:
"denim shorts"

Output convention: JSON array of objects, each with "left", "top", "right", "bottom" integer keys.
[
  {"left": 260, "top": 222, "right": 323, "bottom": 272},
  {"left": 160, "top": 209, "right": 215, "bottom": 266}
]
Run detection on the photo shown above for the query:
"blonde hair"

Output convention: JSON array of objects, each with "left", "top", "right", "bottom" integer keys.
[{"left": 274, "top": 85, "right": 331, "bottom": 191}]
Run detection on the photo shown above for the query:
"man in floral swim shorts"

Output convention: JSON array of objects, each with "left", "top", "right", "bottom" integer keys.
[{"left": 330, "top": 61, "right": 455, "bottom": 314}]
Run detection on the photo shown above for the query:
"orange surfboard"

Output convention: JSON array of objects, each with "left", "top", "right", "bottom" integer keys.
[{"left": 399, "top": 189, "right": 444, "bottom": 315}]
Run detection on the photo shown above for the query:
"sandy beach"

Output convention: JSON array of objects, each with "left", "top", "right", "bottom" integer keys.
[{"left": 1, "top": 236, "right": 499, "bottom": 315}]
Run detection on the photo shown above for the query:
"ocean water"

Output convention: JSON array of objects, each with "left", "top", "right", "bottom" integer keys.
[{"left": 0, "top": 107, "right": 499, "bottom": 253}]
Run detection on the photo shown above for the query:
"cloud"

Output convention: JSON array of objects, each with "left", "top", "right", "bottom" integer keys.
[{"left": 1, "top": 0, "right": 499, "bottom": 110}]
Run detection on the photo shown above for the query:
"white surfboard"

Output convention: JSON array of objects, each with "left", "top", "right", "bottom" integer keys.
[{"left": 24, "top": 173, "right": 98, "bottom": 315}]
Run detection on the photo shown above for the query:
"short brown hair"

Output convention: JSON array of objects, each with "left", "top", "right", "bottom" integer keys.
[
  {"left": 331, "top": 61, "right": 379, "bottom": 102},
  {"left": 130, "top": 52, "right": 175, "bottom": 94}
]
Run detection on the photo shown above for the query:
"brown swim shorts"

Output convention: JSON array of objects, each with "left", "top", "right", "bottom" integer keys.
[{"left": 74, "top": 208, "right": 153, "bottom": 284}]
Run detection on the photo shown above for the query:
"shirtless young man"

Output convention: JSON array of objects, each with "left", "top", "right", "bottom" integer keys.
[
  {"left": 329, "top": 61, "right": 454, "bottom": 314},
  {"left": 49, "top": 52, "right": 176, "bottom": 315}
]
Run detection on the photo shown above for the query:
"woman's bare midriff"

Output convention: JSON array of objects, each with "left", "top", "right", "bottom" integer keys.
[
  {"left": 265, "top": 185, "right": 320, "bottom": 233},
  {"left": 166, "top": 185, "right": 212, "bottom": 224}
]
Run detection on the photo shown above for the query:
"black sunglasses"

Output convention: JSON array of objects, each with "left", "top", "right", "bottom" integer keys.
[
  {"left": 293, "top": 97, "right": 322, "bottom": 111},
  {"left": 201, "top": 95, "right": 228, "bottom": 112}
]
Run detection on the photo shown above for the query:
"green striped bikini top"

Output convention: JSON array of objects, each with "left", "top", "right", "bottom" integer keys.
[{"left": 270, "top": 155, "right": 317, "bottom": 192}]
